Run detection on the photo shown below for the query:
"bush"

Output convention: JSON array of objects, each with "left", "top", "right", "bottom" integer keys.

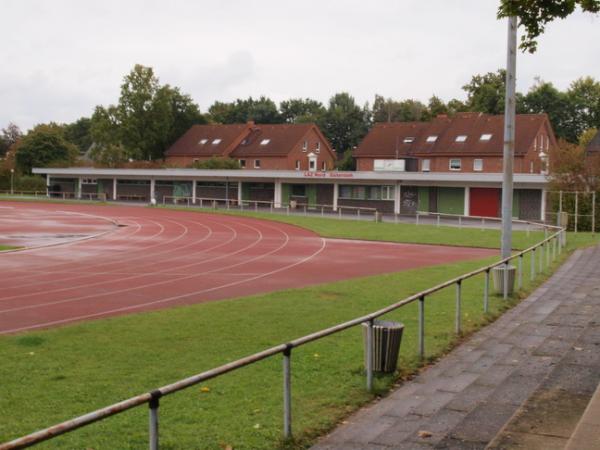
[{"left": 190, "top": 157, "right": 241, "bottom": 170}]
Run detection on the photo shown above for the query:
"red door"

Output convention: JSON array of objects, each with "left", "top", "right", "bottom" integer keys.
[{"left": 470, "top": 188, "right": 500, "bottom": 217}]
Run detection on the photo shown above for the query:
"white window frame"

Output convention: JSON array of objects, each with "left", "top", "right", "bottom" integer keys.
[
  {"left": 239, "top": 159, "right": 246, "bottom": 168},
  {"left": 480, "top": 133, "right": 492, "bottom": 141},
  {"left": 381, "top": 185, "right": 394, "bottom": 200},
  {"left": 421, "top": 159, "right": 431, "bottom": 172},
  {"left": 295, "top": 160, "right": 300, "bottom": 171},
  {"left": 260, "top": 139, "right": 270, "bottom": 146},
  {"left": 473, "top": 158, "right": 483, "bottom": 171},
  {"left": 315, "top": 141, "right": 321, "bottom": 153},
  {"left": 309, "top": 159, "right": 316, "bottom": 170},
  {"left": 426, "top": 135, "right": 437, "bottom": 143},
  {"left": 403, "top": 137, "right": 415, "bottom": 143},
  {"left": 198, "top": 139, "right": 208, "bottom": 145},
  {"left": 212, "top": 138, "right": 222, "bottom": 145},
  {"left": 321, "top": 161, "right": 326, "bottom": 171},
  {"left": 455, "top": 135, "right": 467, "bottom": 142},
  {"left": 449, "top": 159, "right": 462, "bottom": 171},
  {"left": 254, "top": 159, "right": 261, "bottom": 168},
  {"left": 302, "top": 140, "right": 308, "bottom": 151},
  {"left": 82, "top": 178, "right": 97, "bottom": 185}
]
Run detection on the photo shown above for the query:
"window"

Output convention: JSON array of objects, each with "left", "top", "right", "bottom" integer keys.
[
  {"left": 480, "top": 133, "right": 492, "bottom": 141},
  {"left": 198, "top": 139, "right": 208, "bottom": 145},
  {"left": 403, "top": 137, "right": 415, "bottom": 143},
  {"left": 212, "top": 138, "right": 222, "bottom": 145},
  {"left": 291, "top": 184, "right": 306, "bottom": 197},
  {"left": 260, "top": 139, "right": 270, "bottom": 146},
  {"left": 82, "top": 178, "right": 97, "bottom": 185},
  {"left": 254, "top": 159, "right": 261, "bottom": 168},
  {"left": 321, "top": 161, "right": 326, "bottom": 171},
  {"left": 193, "top": 158, "right": 199, "bottom": 163},
  {"left": 381, "top": 185, "right": 394, "bottom": 200},
  {"left": 421, "top": 159, "right": 431, "bottom": 172},
  {"left": 426, "top": 136, "right": 437, "bottom": 143},
  {"left": 449, "top": 159, "right": 462, "bottom": 170},
  {"left": 309, "top": 159, "right": 316, "bottom": 170},
  {"left": 315, "top": 142, "right": 321, "bottom": 153},
  {"left": 340, "top": 186, "right": 352, "bottom": 198},
  {"left": 239, "top": 159, "right": 246, "bottom": 168},
  {"left": 302, "top": 141, "right": 307, "bottom": 151},
  {"left": 473, "top": 159, "right": 483, "bottom": 171},
  {"left": 455, "top": 135, "right": 467, "bottom": 142},
  {"left": 295, "top": 160, "right": 300, "bottom": 170}
]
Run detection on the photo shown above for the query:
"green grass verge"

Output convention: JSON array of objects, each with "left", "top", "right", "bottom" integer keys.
[
  {"left": 0, "top": 245, "right": 19, "bottom": 251},
  {"left": 157, "top": 205, "right": 546, "bottom": 250},
  {"left": 0, "top": 230, "right": 596, "bottom": 449}
]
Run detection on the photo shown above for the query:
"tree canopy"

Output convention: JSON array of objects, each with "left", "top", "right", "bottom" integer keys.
[
  {"left": 0, "top": 123, "right": 22, "bottom": 158},
  {"left": 14, "top": 124, "right": 79, "bottom": 173},
  {"left": 498, "top": 0, "right": 600, "bottom": 53}
]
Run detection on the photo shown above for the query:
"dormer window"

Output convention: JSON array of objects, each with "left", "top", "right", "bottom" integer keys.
[
  {"left": 455, "top": 135, "right": 467, "bottom": 142},
  {"left": 260, "top": 139, "right": 270, "bottom": 146},
  {"left": 403, "top": 137, "right": 415, "bottom": 143},
  {"left": 480, "top": 134, "right": 492, "bottom": 141},
  {"left": 426, "top": 136, "right": 437, "bottom": 143},
  {"left": 198, "top": 139, "right": 208, "bottom": 145},
  {"left": 212, "top": 139, "right": 222, "bottom": 145}
]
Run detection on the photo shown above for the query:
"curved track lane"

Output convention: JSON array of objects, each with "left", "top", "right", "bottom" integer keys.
[{"left": 0, "top": 202, "right": 496, "bottom": 334}]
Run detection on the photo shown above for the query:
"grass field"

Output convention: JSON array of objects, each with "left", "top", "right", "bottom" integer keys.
[
  {"left": 158, "top": 205, "right": 548, "bottom": 250},
  {"left": 0, "top": 245, "right": 18, "bottom": 251},
  {"left": 0, "top": 211, "right": 595, "bottom": 449}
]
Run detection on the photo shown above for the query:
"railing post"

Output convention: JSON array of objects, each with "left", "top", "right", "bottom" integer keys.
[
  {"left": 484, "top": 269, "right": 490, "bottom": 313},
  {"left": 416, "top": 212, "right": 419, "bottom": 226},
  {"left": 366, "top": 319, "right": 373, "bottom": 392},
  {"left": 455, "top": 281, "right": 462, "bottom": 334},
  {"left": 418, "top": 295, "right": 425, "bottom": 361},
  {"left": 546, "top": 239, "right": 551, "bottom": 268},
  {"left": 574, "top": 192, "right": 578, "bottom": 233},
  {"left": 149, "top": 391, "right": 161, "bottom": 450},
  {"left": 357, "top": 209, "right": 361, "bottom": 220},
  {"left": 518, "top": 254, "right": 523, "bottom": 291},
  {"left": 338, "top": 207, "right": 342, "bottom": 219},
  {"left": 539, "top": 243, "right": 544, "bottom": 273},
  {"left": 283, "top": 346, "right": 292, "bottom": 439},
  {"left": 531, "top": 248, "right": 536, "bottom": 280},
  {"left": 458, "top": 216, "right": 462, "bottom": 228},
  {"left": 436, "top": 215, "right": 440, "bottom": 227},
  {"left": 503, "top": 262, "right": 509, "bottom": 300}
]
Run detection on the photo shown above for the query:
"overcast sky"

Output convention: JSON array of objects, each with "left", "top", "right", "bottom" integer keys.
[{"left": 1, "top": 0, "right": 599, "bottom": 131}]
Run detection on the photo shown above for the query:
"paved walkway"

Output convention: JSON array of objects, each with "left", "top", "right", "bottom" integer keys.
[{"left": 313, "top": 245, "right": 600, "bottom": 450}]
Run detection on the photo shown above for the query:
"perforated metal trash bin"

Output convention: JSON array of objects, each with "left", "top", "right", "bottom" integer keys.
[{"left": 362, "top": 320, "right": 404, "bottom": 373}]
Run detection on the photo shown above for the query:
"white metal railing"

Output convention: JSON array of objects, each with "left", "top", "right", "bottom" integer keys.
[{"left": 0, "top": 214, "right": 566, "bottom": 450}]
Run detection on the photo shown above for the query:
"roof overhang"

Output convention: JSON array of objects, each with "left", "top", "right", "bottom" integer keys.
[{"left": 33, "top": 167, "right": 549, "bottom": 189}]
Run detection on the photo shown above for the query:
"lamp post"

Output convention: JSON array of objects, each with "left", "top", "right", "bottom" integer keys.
[{"left": 10, "top": 169, "right": 14, "bottom": 195}]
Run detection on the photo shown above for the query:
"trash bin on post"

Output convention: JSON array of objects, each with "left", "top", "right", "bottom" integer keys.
[
  {"left": 362, "top": 320, "right": 404, "bottom": 373},
  {"left": 492, "top": 265, "right": 516, "bottom": 296}
]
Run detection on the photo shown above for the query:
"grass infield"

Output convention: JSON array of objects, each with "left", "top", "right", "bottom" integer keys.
[{"left": 0, "top": 206, "right": 596, "bottom": 449}]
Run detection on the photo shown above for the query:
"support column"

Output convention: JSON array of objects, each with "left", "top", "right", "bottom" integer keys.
[
  {"left": 237, "top": 181, "right": 243, "bottom": 204},
  {"left": 112, "top": 178, "right": 117, "bottom": 201},
  {"left": 150, "top": 178, "right": 156, "bottom": 202},
  {"left": 274, "top": 179, "right": 282, "bottom": 208},
  {"left": 333, "top": 182, "right": 339, "bottom": 211},
  {"left": 394, "top": 182, "right": 401, "bottom": 214},
  {"left": 192, "top": 180, "right": 197, "bottom": 204},
  {"left": 540, "top": 188, "right": 547, "bottom": 222},
  {"left": 77, "top": 177, "right": 82, "bottom": 199},
  {"left": 464, "top": 186, "right": 470, "bottom": 216},
  {"left": 46, "top": 174, "right": 50, "bottom": 197}
]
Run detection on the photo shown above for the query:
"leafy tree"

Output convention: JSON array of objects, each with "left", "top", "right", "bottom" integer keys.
[
  {"left": 579, "top": 128, "right": 598, "bottom": 148},
  {"left": 447, "top": 98, "right": 469, "bottom": 115},
  {"left": 336, "top": 149, "right": 355, "bottom": 171},
  {"left": 566, "top": 77, "right": 600, "bottom": 140},
  {"left": 521, "top": 79, "right": 573, "bottom": 140},
  {"left": 14, "top": 124, "right": 78, "bottom": 173},
  {"left": 498, "top": 0, "right": 600, "bottom": 53},
  {"left": 0, "top": 123, "right": 22, "bottom": 157},
  {"left": 191, "top": 157, "right": 241, "bottom": 169},
  {"left": 462, "top": 69, "right": 526, "bottom": 115},
  {"left": 279, "top": 98, "right": 325, "bottom": 123},
  {"left": 425, "top": 96, "right": 449, "bottom": 119},
  {"left": 90, "top": 64, "right": 206, "bottom": 162},
  {"left": 88, "top": 143, "right": 128, "bottom": 168},
  {"left": 208, "top": 97, "right": 283, "bottom": 124},
  {"left": 318, "top": 92, "right": 370, "bottom": 155},
  {"left": 64, "top": 117, "right": 93, "bottom": 154}
]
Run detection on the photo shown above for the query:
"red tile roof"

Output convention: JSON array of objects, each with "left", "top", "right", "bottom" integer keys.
[
  {"left": 354, "top": 113, "right": 551, "bottom": 158},
  {"left": 165, "top": 123, "right": 250, "bottom": 157},
  {"left": 166, "top": 122, "right": 334, "bottom": 159}
]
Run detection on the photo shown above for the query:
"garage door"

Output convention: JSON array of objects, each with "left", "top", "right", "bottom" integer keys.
[
  {"left": 470, "top": 188, "right": 500, "bottom": 217},
  {"left": 437, "top": 187, "right": 465, "bottom": 215}
]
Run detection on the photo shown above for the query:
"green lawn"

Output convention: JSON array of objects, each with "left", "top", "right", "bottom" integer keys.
[
  {"left": 0, "top": 245, "right": 18, "bottom": 251},
  {"left": 0, "top": 222, "right": 595, "bottom": 449},
  {"left": 158, "top": 205, "right": 547, "bottom": 250}
]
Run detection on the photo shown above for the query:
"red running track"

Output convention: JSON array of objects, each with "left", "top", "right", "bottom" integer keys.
[{"left": 0, "top": 202, "right": 495, "bottom": 334}]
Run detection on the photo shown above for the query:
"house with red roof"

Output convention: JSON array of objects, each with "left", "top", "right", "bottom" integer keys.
[
  {"left": 165, "top": 122, "right": 336, "bottom": 172},
  {"left": 354, "top": 112, "right": 556, "bottom": 175}
]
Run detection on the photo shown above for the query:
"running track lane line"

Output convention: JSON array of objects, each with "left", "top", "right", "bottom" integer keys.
[{"left": 1, "top": 238, "right": 327, "bottom": 334}]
